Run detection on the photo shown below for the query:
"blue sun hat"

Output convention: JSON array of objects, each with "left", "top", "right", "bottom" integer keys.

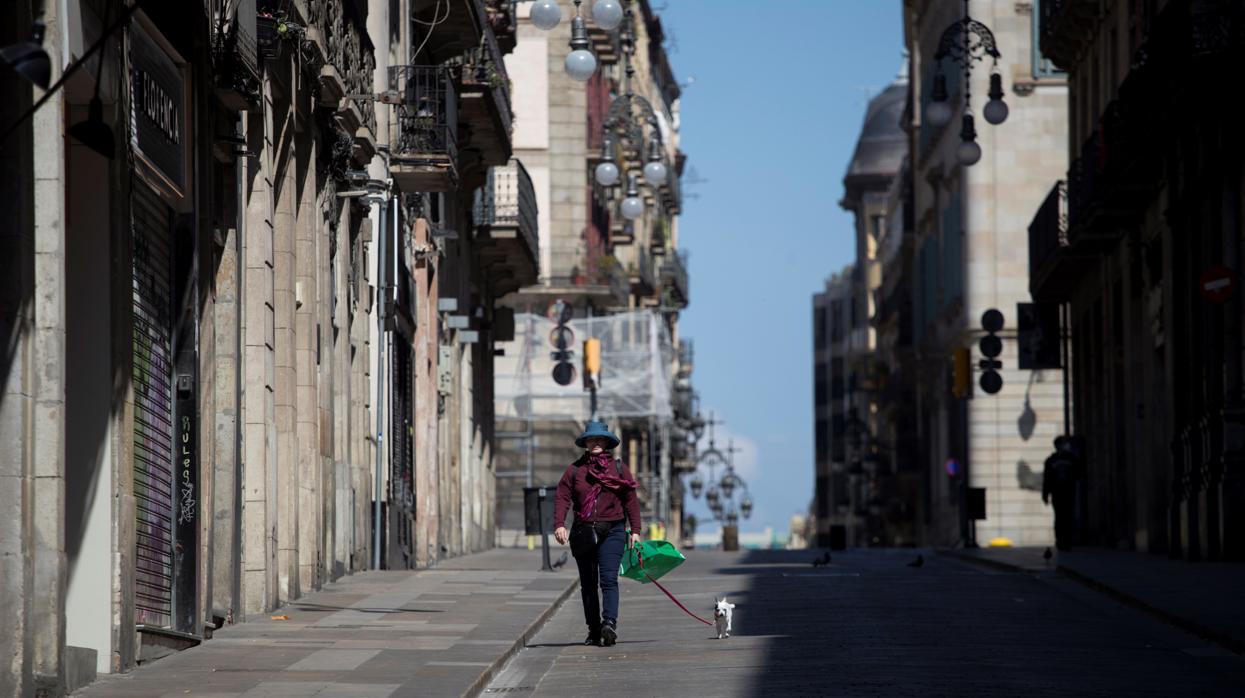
[{"left": 576, "top": 420, "right": 620, "bottom": 449}]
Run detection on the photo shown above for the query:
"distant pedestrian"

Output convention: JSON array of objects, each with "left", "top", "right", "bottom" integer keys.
[
  {"left": 553, "top": 421, "right": 643, "bottom": 647},
  {"left": 1042, "top": 435, "right": 1082, "bottom": 551}
]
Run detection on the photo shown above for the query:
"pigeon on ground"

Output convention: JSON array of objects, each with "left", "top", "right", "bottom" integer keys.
[
  {"left": 811, "top": 550, "right": 831, "bottom": 567},
  {"left": 906, "top": 554, "right": 924, "bottom": 568},
  {"left": 552, "top": 551, "right": 569, "bottom": 570},
  {"left": 1043, "top": 547, "right": 1053, "bottom": 564}
]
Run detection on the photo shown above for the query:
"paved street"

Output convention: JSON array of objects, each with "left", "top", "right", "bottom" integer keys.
[
  {"left": 73, "top": 551, "right": 577, "bottom": 698},
  {"left": 67, "top": 546, "right": 1245, "bottom": 697},
  {"left": 487, "top": 549, "right": 1245, "bottom": 697}
]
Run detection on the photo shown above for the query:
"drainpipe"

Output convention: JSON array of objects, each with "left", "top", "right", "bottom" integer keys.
[
  {"left": 373, "top": 193, "right": 389, "bottom": 570},
  {"left": 233, "top": 116, "right": 245, "bottom": 613}
]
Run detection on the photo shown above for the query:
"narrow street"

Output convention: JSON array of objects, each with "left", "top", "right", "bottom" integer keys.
[{"left": 488, "top": 550, "right": 1245, "bottom": 697}]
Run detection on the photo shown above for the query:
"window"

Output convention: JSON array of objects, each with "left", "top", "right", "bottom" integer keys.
[
  {"left": 815, "top": 363, "right": 828, "bottom": 406},
  {"left": 1032, "top": 1, "right": 1066, "bottom": 79}
]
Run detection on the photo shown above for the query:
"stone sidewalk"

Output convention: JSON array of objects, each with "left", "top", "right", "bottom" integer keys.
[
  {"left": 74, "top": 549, "right": 577, "bottom": 697},
  {"left": 941, "top": 545, "right": 1245, "bottom": 655}
]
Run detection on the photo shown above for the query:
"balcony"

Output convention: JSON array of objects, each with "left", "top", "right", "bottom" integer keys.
[
  {"left": 411, "top": 0, "right": 489, "bottom": 64},
  {"left": 660, "top": 249, "right": 689, "bottom": 309},
  {"left": 627, "top": 248, "right": 657, "bottom": 297},
  {"left": 474, "top": 159, "right": 539, "bottom": 295},
  {"left": 211, "top": 0, "right": 260, "bottom": 109},
  {"left": 484, "top": 0, "right": 518, "bottom": 53},
  {"left": 388, "top": 66, "right": 458, "bottom": 193},
  {"left": 453, "top": 22, "right": 513, "bottom": 168},
  {"left": 660, "top": 164, "right": 682, "bottom": 215},
  {"left": 1038, "top": 0, "right": 1099, "bottom": 71},
  {"left": 1065, "top": 100, "right": 1158, "bottom": 248},
  {"left": 1028, "top": 180, "right": 1094, "bottom": 302}
]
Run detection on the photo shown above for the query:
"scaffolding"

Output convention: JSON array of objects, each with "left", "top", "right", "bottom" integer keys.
[
  {"left": 495, "top": 309, "right": 675, "bottom": 422},
  {"left": 493, "top": 310, "right": 676, "bottom": 537}
]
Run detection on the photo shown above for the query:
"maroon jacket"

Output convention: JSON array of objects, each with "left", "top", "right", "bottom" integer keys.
[{"left": 553, "top": 457, "right": 643, "bottom": 532}]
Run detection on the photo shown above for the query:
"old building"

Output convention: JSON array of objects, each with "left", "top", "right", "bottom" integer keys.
[
  {"left": 874, "top": 156, "right": 923, "bottom": 547},
  {"left": 1028, "top": 0, "right": 1245, "bottom": 559},
  {"left": 493, "top": 0, "right": 692, "bottom": 546},
  {"left": 0, "top": 0, "right": 534, "bottom": 694},
  {"left": 839, "top": 74, "right": 914, "bottom": 547},
  {"left": 812, "top": 267, "right": 856, "bottom": 547},
  {"left": 902, "top": 0, "right": 1068, "bottom": 547}
]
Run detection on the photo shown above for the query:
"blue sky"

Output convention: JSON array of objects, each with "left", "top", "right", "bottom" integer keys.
[{"left": 659, "top": 1, "right": 903, "bottom": 537}]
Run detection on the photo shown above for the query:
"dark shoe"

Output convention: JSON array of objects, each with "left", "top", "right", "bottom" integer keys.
[
  {"left": 600, "top": 621, "right": 617, "bottom": 647},
  {"left": 584, "top": 626, "right": 602, "bottom": 646}
]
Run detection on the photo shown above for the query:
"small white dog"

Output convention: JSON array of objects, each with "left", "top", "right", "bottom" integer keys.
[{"left": 713, "top": 597, "right": 735, "bottom": 639}]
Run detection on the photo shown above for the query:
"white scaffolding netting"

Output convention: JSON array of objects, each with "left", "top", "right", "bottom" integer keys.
[{"left": 495, "top": 310, "right": 675, "bottom": 421}]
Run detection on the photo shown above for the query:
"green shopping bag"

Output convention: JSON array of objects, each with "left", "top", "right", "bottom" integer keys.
[{"left": 619, "top": 538, "right": 686, "bottom": 583}]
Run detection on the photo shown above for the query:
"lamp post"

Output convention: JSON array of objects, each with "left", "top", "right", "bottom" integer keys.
[
  {"left": 591, "top": 2, "right": 670, "bottom": 222},
  {"left": 682, "top": 415, "right": 755, "bottom": 551},
  {"left": 923, "top": 0, "right": 1008, "bottom": 167},
  {"left": 527, "top": 1, "right": 671, "bottom": 221}
]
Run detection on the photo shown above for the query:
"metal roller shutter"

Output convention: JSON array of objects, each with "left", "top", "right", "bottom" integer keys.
[{"left": 131, "top": 183, "right": 175, "bottom": 627}]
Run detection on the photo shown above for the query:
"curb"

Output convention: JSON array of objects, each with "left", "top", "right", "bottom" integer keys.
[
  {"left": 937, "top": 549, "right": 1245, "bottom": 657},
  {"left": 462, "top": 576, "right": 579, "bottom": 698},
  {"left": 1054, "top": 564, "right": 1245, "bottom": 657},
  {"left": 937, "top": 548, "right": 1047, "bottom": 575}
]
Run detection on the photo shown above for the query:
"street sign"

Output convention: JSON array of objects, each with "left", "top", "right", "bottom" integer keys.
[{"left": 1199, "top": 266, "right": 1236, "bottom": 304}]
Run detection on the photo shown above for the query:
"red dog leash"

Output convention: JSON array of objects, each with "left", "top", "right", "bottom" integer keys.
[{"left": 636, "top": 549, "right": 713, "bottom": 626}]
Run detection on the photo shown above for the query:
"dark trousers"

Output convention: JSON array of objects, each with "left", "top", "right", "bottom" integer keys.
[
  {"left": 1052, "top": 491, "right": 1075, "bottom": 550},
  {"left": 570, "top": 520, "right": 626, "bottom": 630}
]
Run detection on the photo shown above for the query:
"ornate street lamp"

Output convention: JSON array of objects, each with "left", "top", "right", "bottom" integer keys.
[
  {"left": 0, "top": 19, "right": 51, "bottom": 89},
  {"left": 527, "top": 0, "right": 611, "bottom": 83},
  {"left": 530, "top": 0, "right": 562, "bottom": 31},
  {"left": 689, "top": 473, "right": 704, "bottom": 499},
  {"left": 590, "top": 2, "right": 668, "bottom": 221},
  {"left": 923, "top": 0, "right": 1008, "bottom": 167},
  {"left": 528, "top": 1, "right": 669, "bottom": 219},
  {"left": 683, "top": 415, "right": 755, "bottom": 527}
]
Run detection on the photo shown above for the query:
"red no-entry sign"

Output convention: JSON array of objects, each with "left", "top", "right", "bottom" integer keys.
[{"left": 1199, "top": 266, "right": 1236, "bottom": 304}]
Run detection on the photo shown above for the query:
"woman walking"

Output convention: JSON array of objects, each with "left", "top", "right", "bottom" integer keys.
[{"left": 553, "top": 421, "right": 643, "bottom": 647}]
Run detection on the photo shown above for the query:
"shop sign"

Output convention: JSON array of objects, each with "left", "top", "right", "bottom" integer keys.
[{"left": 131, "top": 21, "right": 186, "bottom": 193}]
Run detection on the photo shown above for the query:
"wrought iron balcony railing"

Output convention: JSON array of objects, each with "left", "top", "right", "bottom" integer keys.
[
  {"left": 388, "top": 65, "right": 458, "bottom": 192},
  {"left": 1028, "top": 180, "right": 1067, "bottom": 281},
  {"left": 1028, "top": 179, "right": 1094, "bottom": 302},
  {"left": 661, "top": 248, "right": 689, "bottom": 308},
  {"left": 454, "top": 19, "right": 513, "bottom": 136},
  {"left": 1038, "top": 0, "right": 1098, "bottom": 70},
  {"left": 661, "top": 166, "right": 682, "bottom": 215},
  {"left": 628, "top": 248, "right": 657, "bottom": 294},
  {"left": 474, "top": 158, "right": 538, "bottom": 261}
]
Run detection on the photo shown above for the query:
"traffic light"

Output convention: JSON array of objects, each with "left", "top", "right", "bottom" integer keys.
[
  {"left": 549, "top": 300, "right": 576, "bottom": 386},
  {"left": 1017, "top": 302, "right": 1061, "bottom": 369},
  {"left": 979, "top": 308, "right": 1004, "bottom": 395},
  {"left": 583, "top": 337, "right": 601, "bottom": 388},
  {"left": 952, "top": 346, "right": 970, "bottom": 398}
]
